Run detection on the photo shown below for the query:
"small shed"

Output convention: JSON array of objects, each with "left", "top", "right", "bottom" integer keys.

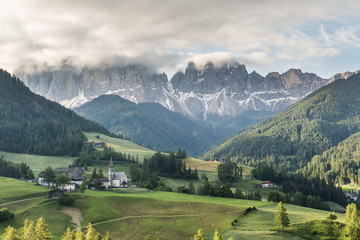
[{"left": 48, "top": 189, "right": 64, "bottom": 199}]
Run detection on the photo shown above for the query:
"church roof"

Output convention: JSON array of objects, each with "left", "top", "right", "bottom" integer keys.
[
  {"left": 109, "top": 157, "right": 114, "bottom": 168},
  {"left": 113, "top": 172, "right": 127, "bottom": 181}
]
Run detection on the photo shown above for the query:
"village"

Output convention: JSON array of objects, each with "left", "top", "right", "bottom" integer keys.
[{"left": 37, "top": 157, "right": 135, "bottom": 198}]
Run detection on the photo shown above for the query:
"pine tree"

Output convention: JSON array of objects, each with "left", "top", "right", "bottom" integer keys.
[
  {"left": 85, "top": 223, "right": 97, "bottom": 240},
  {"left": 61, "top": 227, "right": 75, "bottom": 240},
  {"left": 213, "top": 229, "right": 222, "bottom": 240},
  {"left": 80, "top": 180, "right": 87, "bottom": 198},
  {"left": 75, "top": 229, "right": 85, "bottom": 240},
  {"left": 1, "top": 226, "right": 19, "bottom": 240},
  {"left": 274, "top": 201, "right": 290, "bottom": 231},
  {"left": 98, "top": 169, "right": 104, "bottom": 178},
  {"left": 91, "top": 169, "right": 98, "bottom": 180},
  {"left": 35, "top": 217, "right": 51, "bottom": 240},
  {"left": 346, "top": 203, "right": 360, "bottom": 239},
  {"left": 19, "top": 219, "right": 36, "bottom": 240},
  {"left": 104, "top": 231, "right": 111, "bottom": 240},
  {"left": 192, "top": 228, "right": 206, "bottom": 240}
]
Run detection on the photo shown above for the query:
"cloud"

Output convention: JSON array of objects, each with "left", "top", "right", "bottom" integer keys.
[{"left": 0, "top": 0, "right": 359, "bottom": 76}]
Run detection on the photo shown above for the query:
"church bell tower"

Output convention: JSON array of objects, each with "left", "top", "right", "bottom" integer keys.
[{"left": 109, "top": 157, "right": 114, "bottom": 186}]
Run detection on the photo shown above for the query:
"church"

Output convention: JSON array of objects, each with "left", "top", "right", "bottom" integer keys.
[
  {"left": 107, "top": 157, "right": 128, "bottom": 187},
  {"left": 89, "top": 157, "right": 128, "bottom": 189}
]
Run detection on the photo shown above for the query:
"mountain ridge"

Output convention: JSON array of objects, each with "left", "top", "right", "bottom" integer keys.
[
  {"left": 203, "top": 72, "right": 360, "bottom": 171},
  {"left": 17, "top": 61, "right": 329, "bottom": 120}
]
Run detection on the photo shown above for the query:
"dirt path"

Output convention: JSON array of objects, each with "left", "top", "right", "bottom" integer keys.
[
  {"left": 62, "top": 207, "right": 83, "bottom": 230},
  {"left": 91, "top": 211, "right": 238, "bottom": 227},
  {"left": 0, "top": 196, "right": 46, "bottom": 207}
]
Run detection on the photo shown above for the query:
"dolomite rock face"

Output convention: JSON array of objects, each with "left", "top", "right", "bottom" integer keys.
[{"left": 17, "top": 61, "right": 329, "bottom": 119}]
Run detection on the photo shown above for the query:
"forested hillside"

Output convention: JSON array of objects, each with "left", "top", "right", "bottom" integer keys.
[
  {"left": 74, "top": 95, "right": 217, "bottom": 156},
  {"left": 0, "top": 69, "right": 110, "bottom": 156},
  {"left": 301, "top": 132, "right": 360, "bottom": 185},
  {"left": 204, "top": 73, "right": 360, "bottom": 171}
]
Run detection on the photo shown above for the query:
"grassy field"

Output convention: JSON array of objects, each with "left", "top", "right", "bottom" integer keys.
[
  {"left": 0, "top": 177, "right": 48, "bottom": 204},
  {"left": 0, "top": 177, "right": 349, "bottom": 240},
  {"left": 85, "top": 132, "right": 156, "bottom": 162},
  {"left": 221, "top": 202, "right": 346, "bottom": 240},
  {"left": 0, "top": 151, "right": 74, "bottom": 175}
]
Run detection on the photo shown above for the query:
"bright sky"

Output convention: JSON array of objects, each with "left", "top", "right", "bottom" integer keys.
[{"left": 1, "top": 0, "right": 360, "bottom": 78}]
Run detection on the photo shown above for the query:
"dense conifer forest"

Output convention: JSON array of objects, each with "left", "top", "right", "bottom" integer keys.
[{"left": 0, "top": 69, "right": 111, "bottom": 156}]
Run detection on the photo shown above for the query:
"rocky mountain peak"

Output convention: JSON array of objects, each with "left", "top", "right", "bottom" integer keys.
[{"left": 17, "top": 61, "right": 329, "bottom": 119}]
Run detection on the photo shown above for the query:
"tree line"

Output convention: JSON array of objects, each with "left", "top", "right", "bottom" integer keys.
[
  {"left": 72, "top": 145, "right": 137, "bottom": 167},
  {"left": 251, "top": 165, "right": 347, "bottom": 207},
  {"left": 1, "top": 217, "right": 111, "bottom": 240},
  {"left": 0, "top": 156, "right": 34, "bottom": 180}
]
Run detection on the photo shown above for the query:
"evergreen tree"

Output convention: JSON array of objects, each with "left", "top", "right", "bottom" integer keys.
[
  {"left": 98, "top": 169, "right": 104, "bottom": 178},
  {"left": 80, "top": 180, "right": 87, "bottom": 197},
  {"left": 274, "top": 202, "right": 290, "bottom": 231},
  {"left": 19, "top": 219, "right": 35, "bottom": 240},
  {"left": 346, "top": 203, "right": 360, "bottom": 239},
  {"left": 91, "top": 169, "right": 98, "bottom": 180},
  {"left": 61, "top": 227, "right": 75, "bottom": 240},
  {"left": 35, "top": 217, "right": 51, "bottom": 240},
  {"left": 213, "top": 230, "right": 223, "bottom": 240},
  {"left": 75, "top": 229, "right": 85, "bottom": 240},
  {"left": 192, "top": 229, "right": 206, "bottom": 240},
  {"left": 1, "top": 226, "right": 18, "bottom": 240},
  {"left": 104, "top": 231, "right": 111, "bottom": 240},
  {"left": 85, "top": 223, "right": 97, "bottom": 240}
]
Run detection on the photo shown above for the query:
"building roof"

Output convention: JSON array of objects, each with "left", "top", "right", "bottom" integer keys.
[
  {"left": 113, "top": 172, "right": 127, "bottom": 181},
  {"left": 38, "top": 170, "right": 62, "bottom": 177},
  {"left": 262, "top": 181, "right": 272, "bottom": 184},
  {"left": 90, "top": 178, "right": 109, "bottom": 185},
  {"left": 64, "top": 167, "right": 86, "bottom": 178}
]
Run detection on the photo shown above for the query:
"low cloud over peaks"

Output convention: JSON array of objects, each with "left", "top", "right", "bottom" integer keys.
[{"left": 1, "top": 0, "right": 360, "bottom": 77}]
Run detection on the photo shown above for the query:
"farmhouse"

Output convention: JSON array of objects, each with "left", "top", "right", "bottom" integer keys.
[
  {"left": 86, "top": 140, "right": 107, "bottom": 148},
  {"left": 38, "top": 167, "right": 87, "bottom": 191},
  {"left": 261, "top": 181, "right": 274, "bottom": 188}
]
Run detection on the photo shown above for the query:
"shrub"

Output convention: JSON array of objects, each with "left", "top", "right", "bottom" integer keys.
[
  {"left": 59, "top": 194, "right": 73, "bottom": 206},
  {"left": 0, "top": 208, "right": 14, "bottom": 223}
]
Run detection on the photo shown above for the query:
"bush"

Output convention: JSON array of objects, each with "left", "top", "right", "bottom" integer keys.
[
  {"left": 0, "top": 208, "right": 14, "bottom": 223},
  {"left": 59, "top": 195, "right": 73, "bottom": 206},
  {"left": 325, "top": 212, "right": 337, "bottom": 221}
]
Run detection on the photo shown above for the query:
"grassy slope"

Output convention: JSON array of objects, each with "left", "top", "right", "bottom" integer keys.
[
  {"left": 0, "top": 177, "right": 348, "bottom": 240},
  {"left": 85, "top": 132, "right": 156, "bottom": 163},
  {"left": 0, "top": 151, "right": 73, "bottom": 176}
]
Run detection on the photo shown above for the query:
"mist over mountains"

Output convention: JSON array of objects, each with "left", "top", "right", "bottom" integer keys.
[{"left": 17, "top": 61, "right": 329, "bottom": 120}]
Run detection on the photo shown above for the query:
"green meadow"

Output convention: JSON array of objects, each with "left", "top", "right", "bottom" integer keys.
[
  {"left": 85, "top": 132, "right": 156, "bottom": 162},
  {"left": 0, "top": 177, "right": 349, "bottom": 240}
]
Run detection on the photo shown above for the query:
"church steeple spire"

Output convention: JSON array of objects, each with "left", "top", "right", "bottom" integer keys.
[{"left": 109, "top": 157, "right": 114, "bottom": 185}]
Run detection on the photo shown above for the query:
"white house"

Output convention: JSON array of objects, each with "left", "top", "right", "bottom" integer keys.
[
  {"left": 261, "top": 181, "right": 274, "bottom": 188},
  {"left": 38, "top": 167, "right": 86, "bottom": 191}
]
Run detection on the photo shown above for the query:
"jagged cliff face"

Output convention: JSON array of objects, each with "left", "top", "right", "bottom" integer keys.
[{"left": 17, "top": 62, "right": 329, "bottom": 119}]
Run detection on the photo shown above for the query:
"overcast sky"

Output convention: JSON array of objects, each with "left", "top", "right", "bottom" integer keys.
[{"left": 1, "top": 0, "right": 360, "bottom": 78}]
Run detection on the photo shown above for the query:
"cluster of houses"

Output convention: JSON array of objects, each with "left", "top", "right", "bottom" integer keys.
[{"left": 39, "top": 157, "right": 130, "bottom": 194}]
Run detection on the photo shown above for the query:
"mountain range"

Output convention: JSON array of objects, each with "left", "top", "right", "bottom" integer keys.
[
  {"left": 17, "top": 61, "right": 329, "bottom": 120},
  {"left": 203, "top": 72, "right": 360, "bottom": 173},
  {"left": 74, "top": 95, "right": 216, "bottom": 156}
]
